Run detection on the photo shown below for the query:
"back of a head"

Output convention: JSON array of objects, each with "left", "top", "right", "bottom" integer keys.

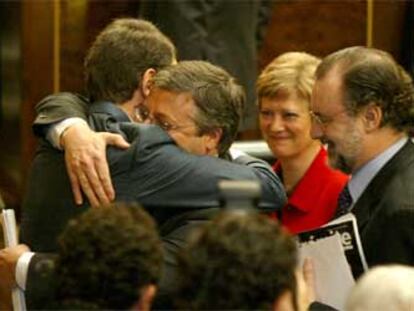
[
  {"left": 175, "top": 210, "right": 297, "bottom": 310},
  {"left": 316, "top": 46, "right": 414, "bottom": 133},
  {"left": 84, "top": 18, "right": 176, "bottom": 104},
  {"left": 55, "top": 203, "right": 163, "bottom": 310},
  {"left": 152, "top": 60, "right": 245, "bottom": 156},
  {"left": 346, "top": 265, "right": 414, "bottom": 311},
  {"left": 257, "top": 51, "right": 321, "bottom": 105}
]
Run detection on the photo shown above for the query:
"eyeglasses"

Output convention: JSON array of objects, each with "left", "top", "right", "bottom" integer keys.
[
  {"left": 154, "top": 118, "right": 197, "bottom": 132},
  {"left": 309, "top": 109, "right": 348, "bottom": 128},
  {"left": 135, "top": 105, "right": 151, "bottom": 123},
  {"left": 134, "top": 104, "right": 197, "bottom": 133}
]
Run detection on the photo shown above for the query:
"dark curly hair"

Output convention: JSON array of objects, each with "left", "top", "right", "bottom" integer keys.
[
  {"left": 152, "top": 60, "right": 245, "bottom": 157},
  {"left": 316, "top": 46, "right": 414, "bottom": 133},
  {"left": 85, "top": 18, "right": 176, "bottom": 104},
  {"left": 54, "top": 203, "right": 163, "bottom": 310},
  {"left": 174, "top": 210, "right": 297, "bottom": 310}
]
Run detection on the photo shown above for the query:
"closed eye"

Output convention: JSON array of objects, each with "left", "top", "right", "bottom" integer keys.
[
  {"left": 150, "top": 114, "right": 174, "bottom": 131},
  {"left": 156, "top": 119, "right": 175, "bottom": 131},
  {"left": 282, "top": 112, "right": 299, "bottom": 120}
]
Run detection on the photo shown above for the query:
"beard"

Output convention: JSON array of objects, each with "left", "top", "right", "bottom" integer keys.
[
  {"left": 327, "top": 144, "right": 354, "bottom": 174},
  {"left": 325, "top": 124, "right": 362, "bottom": 174}
]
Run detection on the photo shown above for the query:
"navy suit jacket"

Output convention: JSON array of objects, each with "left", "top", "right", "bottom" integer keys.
[{"left": 21, "top": 93, "right": 285, "bottom": 253}]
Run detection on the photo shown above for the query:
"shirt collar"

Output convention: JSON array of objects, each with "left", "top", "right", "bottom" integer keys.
[
  {"left": 89, "top": 101, "right": 131, "bottom": 123},
  {"left": 349, "top": 136, "right": 408, "bottom": 203},
  {"left": 274, "top": 147, "right": 326, "bottom": 212}
]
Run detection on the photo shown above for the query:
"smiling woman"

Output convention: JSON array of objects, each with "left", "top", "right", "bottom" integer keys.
[{"left": 257, "top": 52, "right": 349, "bottom": 234}]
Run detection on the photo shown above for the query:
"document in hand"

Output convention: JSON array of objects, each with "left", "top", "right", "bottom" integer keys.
[
  {"left": 299, "top": 233, "right": 353, "bottom": 310},
  {"left": 298, "top": 213, "right": 368, "bottom": 279},
  {"left": 1, "top": 208, "right": 27, "bottom": 311},
  {"left": 297, "top": 213, "right": 368, "bottom": 310}
]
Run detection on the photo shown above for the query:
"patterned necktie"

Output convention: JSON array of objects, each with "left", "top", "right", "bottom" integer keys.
[{"left": 334, "top": 184, "right": 353, "bottom": 218}]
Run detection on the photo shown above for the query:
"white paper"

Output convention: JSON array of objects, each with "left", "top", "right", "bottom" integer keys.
[
  {"left": 1, "top": 209, "right": 27, "bottom": 311},
  {"left": 299, "top": 233, "right": 355, "bottom": 311}
]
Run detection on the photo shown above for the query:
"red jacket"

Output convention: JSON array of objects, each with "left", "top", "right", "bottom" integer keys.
[{"left": 271, "top": 147, "right": 348, "bottom": 234}]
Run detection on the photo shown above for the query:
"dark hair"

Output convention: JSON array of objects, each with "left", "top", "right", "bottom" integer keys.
[
  {"left": 316, "top": 46, "right": 414, "bottom": 132},
  {"left": 84, "top": 18, "right": 176, "bottom": 104},
  {"left": 175, "top": 210, "right": 297, "bottom": 310},
  {"left": 55, "top": 203, "right": 163, "bottom": 309},
  {"left": 152, "top": 60, "right": 245, "bottom": 156}
]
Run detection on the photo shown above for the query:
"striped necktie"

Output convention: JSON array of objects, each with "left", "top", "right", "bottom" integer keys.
[{"left": 334, "top": 184, "right": 353, "bottom": 218}]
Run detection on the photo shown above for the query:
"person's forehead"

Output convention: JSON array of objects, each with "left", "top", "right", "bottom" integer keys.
[
  {"left": 148, "top": 88, "right": 196, "bottom": 117},
  {"left": 312, "top": 71, "right": 344, "bottom": 111},
  {"left": 261, "top": 94, "right": 308, "bottom": 110}
]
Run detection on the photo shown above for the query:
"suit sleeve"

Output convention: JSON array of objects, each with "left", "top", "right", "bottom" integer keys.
[
  {"left": 309, "top": 301, "right": 338, "bottom": 311},
  {"left": 381, "top": 208, "right": 414, "bottom": 265},
  {"left": 25, "top": 253, "right": 57, "bottom": 309},
  {"left": 113, "top": 125, "right": 286, "bottom": 212},
  {"left": 32, "top": 92, "right": 89, "bottom": 137},
  {"left": 231, "top": 154, "right": 286, "bottom": 211}
]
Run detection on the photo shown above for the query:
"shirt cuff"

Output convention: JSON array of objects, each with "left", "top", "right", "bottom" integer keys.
[
  {"left": 15, "top": 252, "right": 35, "bottom": 290},
  {"left": 228, "top": 147, "right": 248, "bottom": 160},
  {"left": 46, "top": 117, "right": 88, "bottom": 150}
]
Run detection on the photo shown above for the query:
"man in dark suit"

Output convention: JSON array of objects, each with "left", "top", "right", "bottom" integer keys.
[
  {"left": 310, "top": 46, "right": 414, "bottom": 269},
  {"left": 21, "top": 21, "right": 284, "bottom": 253},
  {"left": 2, "top": 18, "right": 285, "bottom": 309}
]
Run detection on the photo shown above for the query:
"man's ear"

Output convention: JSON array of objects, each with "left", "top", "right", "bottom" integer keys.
[
  {"left": 141, "top": 68, "right": 157, "bottom": 97},
  {"left": 363, "top": 103, "right": 382, "bottom": 132},
  {"left": 133, "top": 284, "right": 157, "bottom": 311},
  {"left": 203, "top": 128, "right": 223, "bottom": 156}
]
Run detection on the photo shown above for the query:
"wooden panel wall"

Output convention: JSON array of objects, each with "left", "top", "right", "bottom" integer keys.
[
  {"left": 259, "top": 0, "right": 367, "bottom": 70},
  {"left": 372, "top": 1, "right": 406, "bottom": 60},
  {"left": 21, "top": 1, "right": 55, "bottom": 182}
]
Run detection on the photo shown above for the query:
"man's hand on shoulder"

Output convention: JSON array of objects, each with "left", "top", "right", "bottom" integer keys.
[{"left": 61, "top": 122, "right": 130, "bottom": 207}]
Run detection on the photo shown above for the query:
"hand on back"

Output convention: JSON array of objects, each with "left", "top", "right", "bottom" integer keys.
[{"left": 61, "top": 122, "right": 130, "bottom": 207}]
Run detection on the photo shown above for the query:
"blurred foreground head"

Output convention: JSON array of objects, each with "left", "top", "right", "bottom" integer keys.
[
  {"left": 175, "top": 210, "right": 297, "bottom": 310},
  {"left": 55, "top": 203, "right": 163, "bottom": 310},
  {"left": 346, "top": 265, "right": 414, "bottom": 311}
]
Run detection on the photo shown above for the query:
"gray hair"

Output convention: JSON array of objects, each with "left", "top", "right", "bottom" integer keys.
[{"left": 152, "top": 60, "right": 245, "bottom": 156}]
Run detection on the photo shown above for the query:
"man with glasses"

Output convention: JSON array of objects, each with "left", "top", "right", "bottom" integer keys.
[
  {"left": 21, "top": 19, "right": 284, "bottom": 252},
  {"left": 310, "top": 46, "right": 414, "bottom": 269},
  {"left": 0, "top": 18, "right": 284, "bottom": 309}
]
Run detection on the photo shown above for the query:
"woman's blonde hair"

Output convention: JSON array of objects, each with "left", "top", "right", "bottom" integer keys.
[{"left": 257, "top": 52, "right": 321, "bottom": 107}]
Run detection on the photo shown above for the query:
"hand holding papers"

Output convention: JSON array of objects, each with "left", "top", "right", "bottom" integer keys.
[
  {"left": 299, "top": 234, "right": 354, "bottom": 310},
  {"left": 298, "top": 213, "right": 368, "bottom": 310},
  {"left": 1, "top": 208, "right": 27, "bottom": 311}
]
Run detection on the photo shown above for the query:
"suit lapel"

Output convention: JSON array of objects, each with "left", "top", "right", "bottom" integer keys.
[{"left": 352, "top": 140, "right": 414, "bottom": 232}]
